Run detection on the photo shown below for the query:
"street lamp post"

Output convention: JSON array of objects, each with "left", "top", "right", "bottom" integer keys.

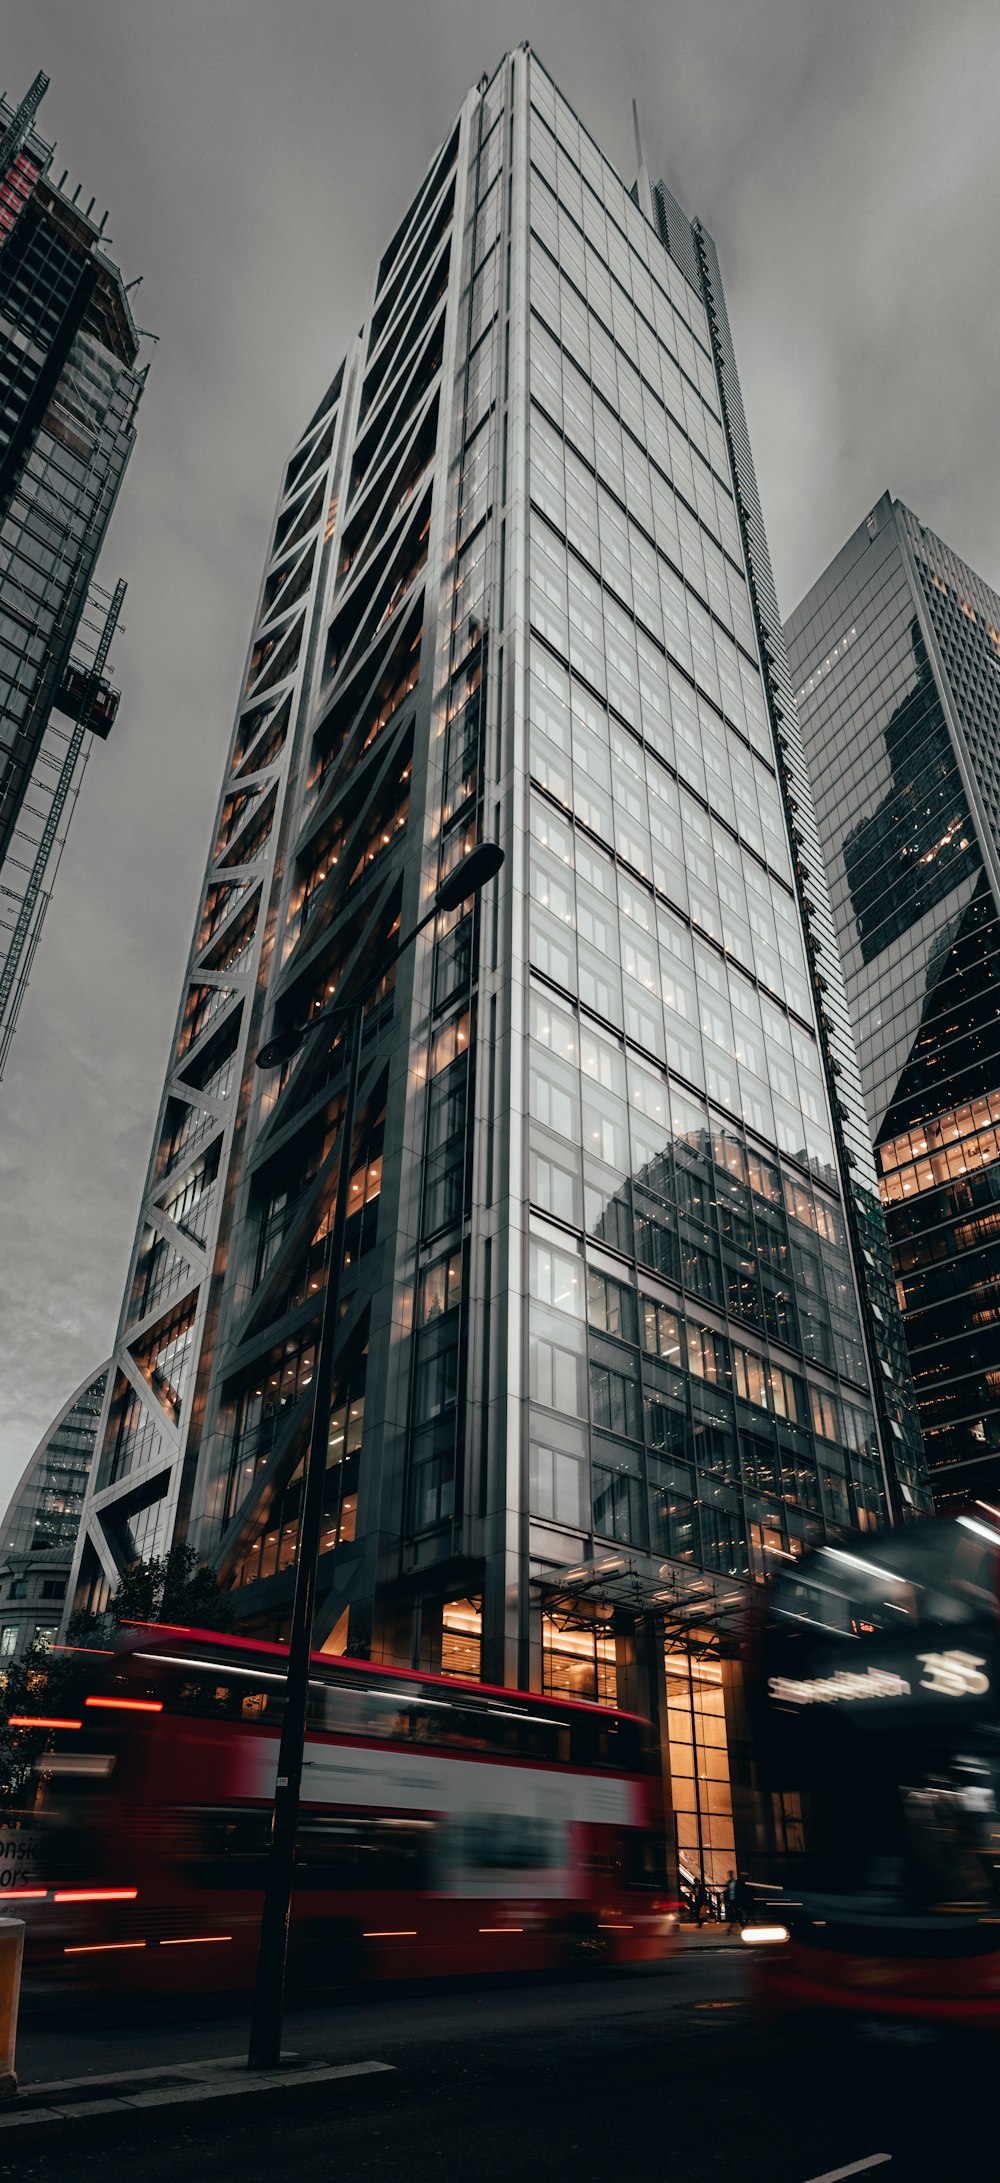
[{"left": 247, "top": 839, "right": 503, "bottom": 2070}]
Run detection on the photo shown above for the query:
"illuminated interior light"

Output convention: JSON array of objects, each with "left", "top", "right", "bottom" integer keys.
[
  {"left": 85, "top": 1696, "right": 163, "bottom": 1713},
  {"left": 54, "top": 1887, "right": 138, "bottom": 1903}
]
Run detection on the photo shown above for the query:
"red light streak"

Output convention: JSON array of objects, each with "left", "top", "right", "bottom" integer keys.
[
  {"left": 117, "top": 1622, "right": 196, "bottom": 1634},
  {"left": 85, "top": 1696, "right": 163, "bottom": 1713},
  {"left": 54, "top": 1887, "right": 138, "bottom": 1903},
  {"left": 6, "top": 1888, "right": 47, "bottom": 1900},
  {"left": 8, "top": 1716, "right": 82, "bottom": 1730},
  {"left": 159, "top": 1935, "right": 232, "bottom": 1946},
  {"left": 362, "top": 1929, "right": 417, "bottom": 1938},
  {"left": 65, "top": 1941, "right": 146, "bottom": 1955}
]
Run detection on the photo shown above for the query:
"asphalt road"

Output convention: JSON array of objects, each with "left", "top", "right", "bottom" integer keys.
[{"left": 8, "top": 1952, "right": 994, "bottom": 2183}]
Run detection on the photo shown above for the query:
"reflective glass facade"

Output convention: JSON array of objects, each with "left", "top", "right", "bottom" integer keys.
[
  {"left": 0, "top": 77, "right": 143, "bottom": 1073},
  {"left": 787, "top": 495, "right": 1000, "bottom": 1506},
  {"left": 0, "top": 1363, "right": 107, "bottom": 1664},
  {"left": 70, "top": 53, "right": 925, "bottom": 1889}
]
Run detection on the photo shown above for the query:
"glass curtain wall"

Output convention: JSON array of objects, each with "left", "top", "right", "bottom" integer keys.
[{"left": 520, "top": 62, "right": 888, "bottom": 1605}]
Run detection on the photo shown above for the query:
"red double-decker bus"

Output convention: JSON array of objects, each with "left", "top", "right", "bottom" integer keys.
[{"left": 14, "top": 1627, "right": 676, "bottom": 1991}]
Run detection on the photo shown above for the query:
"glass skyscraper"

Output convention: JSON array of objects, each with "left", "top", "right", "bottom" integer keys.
[
  {"left": 788, "top": 493, "right": 1000, "bottom": 1510},
  {"left": 70, "top": 52, "right": 925, "bottom": 1887},
  {"left": 0, "top": 1362, "right": 108, "bottom": 1665},
  {"left": 0, "top": 72, "right": 143, "bottom": 1074}
]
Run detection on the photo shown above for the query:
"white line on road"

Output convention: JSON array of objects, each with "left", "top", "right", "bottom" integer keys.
[{"left": 799, "top": 2158, "right": 892, "bottom": 2183}]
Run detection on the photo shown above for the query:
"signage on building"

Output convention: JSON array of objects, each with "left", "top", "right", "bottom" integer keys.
[{"left": 769, "top": 1647, "right": 991, "bottom": 1710}]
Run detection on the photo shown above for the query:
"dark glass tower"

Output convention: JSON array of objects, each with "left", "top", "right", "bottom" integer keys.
[
  {"left": 0, "top": 72, "right": 144, "bottom": 1073},
  {"left": 71, "top": 54, "right": 926, "bottom": 1890},
  {"left": 787, "top": 493, "right": 1000, "bottom": 1509},
  {"left": 0, "top": 1362, "right": 108, "bottom": 1665}
]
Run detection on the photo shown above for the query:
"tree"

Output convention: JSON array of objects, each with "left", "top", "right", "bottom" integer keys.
[
  {"left": 110, "top": 1543, "right": 230, "bottom": 1632},
  {"left": 0, "top": 1549, "right": 229, "bottom": 1805}
]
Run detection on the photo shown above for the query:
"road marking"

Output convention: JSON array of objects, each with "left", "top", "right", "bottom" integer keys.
[{"left": 799, "top": 2158, "right": 891, "bottom": 2183}]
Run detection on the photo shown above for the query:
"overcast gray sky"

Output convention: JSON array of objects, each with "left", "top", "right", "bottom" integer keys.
[{"left": 1, "top": 0, "right": 998, "bottom": 1511}]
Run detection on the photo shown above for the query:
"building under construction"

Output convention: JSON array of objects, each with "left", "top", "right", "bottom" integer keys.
[{"left": 0, "top": 71, "right": 145, "bottom": 1074}]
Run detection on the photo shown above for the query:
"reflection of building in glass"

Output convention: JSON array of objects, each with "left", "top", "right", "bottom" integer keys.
[
  {"left": 0, "top": 1363, "right": 108, "bottom": 1665},
  {"left": 843, "top": 621, "right": 980, "bottom": 964},
  {"left": 788, "top": 493, "right": 1000, "bottom": 1507},
  {"left": 69, "top": 55, "right": 925, "bottom": 1892},
  {"left": 0, "top": 74, "right": 144, "bottom": 1074}
]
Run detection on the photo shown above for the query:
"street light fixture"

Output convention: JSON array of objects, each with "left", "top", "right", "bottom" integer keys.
[{"left": 247, "top": 838, "right": 504, "bottom": 2070}]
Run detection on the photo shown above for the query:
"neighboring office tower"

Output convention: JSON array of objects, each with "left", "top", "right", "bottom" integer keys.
[
  {"left": 787, "top": 494, "right": 1000, "bottom": 1510},
  {"left": 70, "top": 53, "right": 926, "bottom": 1890},
  {"left": 0, "top": 1362, "right": 108, "bottom": 1666},
  {"left": 0, "top": 72, "right": 144, "bottom": 1074}
]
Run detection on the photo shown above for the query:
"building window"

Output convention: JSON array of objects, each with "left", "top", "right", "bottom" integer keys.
[
  {"left": 665, "top": 1646, "right": 735, "bottom": 1893},
  {"left": 0, "top": 1626, "right": 18, "bottom": 1657},
  {"left": 542, "top": 1615, "right": 616, "bottom": 1706},
  {"left": 441, "top": 1597, "right": 481, "bottom": 1680},
  {"left": 529, "top": 1435, "right": 586, "bottom": 1529},
  {"left": 419, "top": 1249, "right": 463, "bottom": 1323}
]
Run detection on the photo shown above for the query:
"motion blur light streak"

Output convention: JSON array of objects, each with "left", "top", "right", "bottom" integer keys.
[
  {"left": 134, "top": 1652, "right": 286, "bottom": 1683},
  {"left": 958, "top": 1515, "right": 1000, "bottom": 1547},
  {"left": 8, "top": 1715, "right": 81, "bottom": 1729},
  {"left": 740, "top": 1925, "right": 789, "bottom": 1944},
  {"left": 85, "top": 1695, "right": 163, "bottom": 1713},
  {"left": 797, "top": 2158, "right": 892, "bottom": 2183},
  {"left": 159, "top": 1935, "right": 232, "bottom": 1946},
  {"left": 54, "top": 1887, "right": 138, "bottom": 1903},
  {"left": 64, "top": 1944, "right": 140, "bottom": 1961},
  {"left": 822, "top": 1548, "right": 907, "bottom": 1586}
]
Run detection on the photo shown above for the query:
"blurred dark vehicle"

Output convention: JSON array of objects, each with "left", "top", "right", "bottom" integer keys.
[{"left": 746, "top": 1514, "right": 1000, "bottom": 2027}]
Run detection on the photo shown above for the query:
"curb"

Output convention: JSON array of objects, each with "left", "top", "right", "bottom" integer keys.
[{"left": 0, "top": 2056, "right": 395, "bottom": 2146}]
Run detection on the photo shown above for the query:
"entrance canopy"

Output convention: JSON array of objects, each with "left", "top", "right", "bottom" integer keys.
[{"left": 532, "top": 1547, "right": 751, "bottom": 1651}]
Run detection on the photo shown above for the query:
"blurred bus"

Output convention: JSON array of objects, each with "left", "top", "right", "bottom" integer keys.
[
  {"left": 747, "top": 1515, "right": 1000, "bottom": 2026},
  {"left": 11, "top": 1626, "right": 676, "bottom": 1991}
]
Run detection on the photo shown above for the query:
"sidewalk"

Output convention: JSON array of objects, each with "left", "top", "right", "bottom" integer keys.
[{"left": 0, "top": 2054, "right": 395, "bottom": 2149}]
